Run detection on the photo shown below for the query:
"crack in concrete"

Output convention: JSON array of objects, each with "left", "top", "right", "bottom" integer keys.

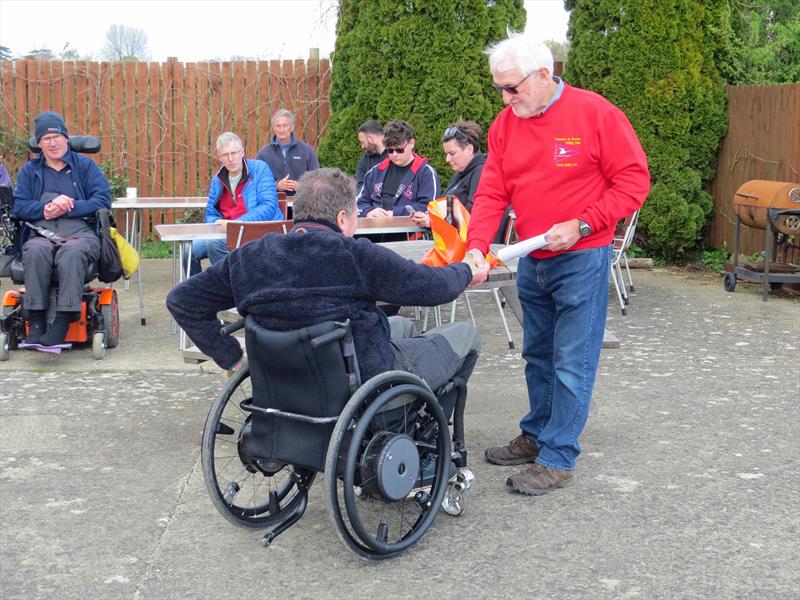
[{"left": 132, "top": 453, "right": 200, "bottom": 600}]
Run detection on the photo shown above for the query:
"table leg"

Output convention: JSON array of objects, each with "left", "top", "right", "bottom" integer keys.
[
  {"left": 177, "top": 240, "right": 191, "bottom": 350},
  {"left": 170, "top": 241, "right": 178, "bottom": 335}
]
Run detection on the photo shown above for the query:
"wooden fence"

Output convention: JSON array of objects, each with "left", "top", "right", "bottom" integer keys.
[
  {"left": 0, "top": 57, "right": 330, "bottom": 236},
  {"left": 709, "top": 83, "right": 800, "bottom": 261}
]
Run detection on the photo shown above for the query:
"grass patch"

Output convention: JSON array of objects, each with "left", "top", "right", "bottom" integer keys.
[{"left": 140, "top": 241, "right": 173, "bottom": 259}]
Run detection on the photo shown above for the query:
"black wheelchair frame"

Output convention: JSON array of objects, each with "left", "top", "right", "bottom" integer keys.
[
  {"left": 201, "top": 316, "right": 475, "bottom": 560},
  {"left": 0, "top": 135, "right": 119, "bottom": 360}
]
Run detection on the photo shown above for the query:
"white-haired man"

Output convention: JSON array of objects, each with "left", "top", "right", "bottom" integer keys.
[
  {"left": 256, "top": 109, "right": 320, "bottom": 196},
  {"left": 467, "top": 34, "right": 650, "bottom": 495},
  {"left": 189, "top": 132, "right": 281, "bottom": 276}
]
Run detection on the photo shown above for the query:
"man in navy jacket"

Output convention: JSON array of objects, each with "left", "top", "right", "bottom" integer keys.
[
  {"left": 255, "top": 109, "right": 319, "bottom": 196},
  {"left": 167, "top": 168, "right": 488, "bottom": 397},
  {"left": 12, "top": 111, "right": 112, "bottom": 346},
  {"left": 357, "top": 120, "right": 439, "bottom": 218}
]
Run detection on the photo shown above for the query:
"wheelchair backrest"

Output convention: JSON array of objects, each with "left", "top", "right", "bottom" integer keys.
[{"left": 244, "top": 316, "right": 355, "bottom": 471}]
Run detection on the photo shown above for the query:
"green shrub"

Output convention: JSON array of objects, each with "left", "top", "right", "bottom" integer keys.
[
  {"left": 564, "top": 0, "right": 729, "bottom": 259},
  {"left": 99, "top": 159, "right": 128, "bottom": 199},
  {"left": 319, "top": 0, "right": 526, "bottom": 178}
]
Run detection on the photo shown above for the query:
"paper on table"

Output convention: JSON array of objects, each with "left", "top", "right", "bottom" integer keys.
[{"left": 496, "top": 234, "right": 551, "bottom": 262}]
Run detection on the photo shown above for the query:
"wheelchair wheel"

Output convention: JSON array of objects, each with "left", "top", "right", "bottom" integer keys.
[
  {"left": 92, "top": 331, "right": 106, "bottom": 360},
  {"left": 101, "top": 290, "right": 119, "bottom": 348},
  {"left": 324, "top": 371, "right": 451, "bottom": 560},
  {"left": 0, "top": 331, "right": 9, "bottom": 361},
  {"left": 202, "top": 365, "right": 315, "bottom": 529}
]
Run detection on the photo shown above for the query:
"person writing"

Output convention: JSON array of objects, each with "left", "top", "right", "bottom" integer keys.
[
  {"left": 357, "top": 120, "right": 439, "bottom": 218},
  {"left": 467, "top": 34, "right": 650, "bottom": 495}
]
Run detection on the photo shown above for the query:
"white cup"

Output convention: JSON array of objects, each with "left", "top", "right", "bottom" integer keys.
[{"left": 126, "top": 187, "right": 138, "bottom": 199}]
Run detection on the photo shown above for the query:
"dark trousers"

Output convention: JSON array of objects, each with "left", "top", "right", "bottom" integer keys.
[{"left": 22, "top": 235, "right": 101, "bottom": 311}]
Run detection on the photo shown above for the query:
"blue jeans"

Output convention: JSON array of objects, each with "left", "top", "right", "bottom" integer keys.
[
  {"left": 187, "top": 238, "right": 229, "bottom": 276},
  {"left": 516, "top": 244, "right": 612, "bottom": 471}
]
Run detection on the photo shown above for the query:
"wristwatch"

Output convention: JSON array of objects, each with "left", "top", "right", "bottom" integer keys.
[{"left": 577, "top": 219, "right": 592, "bottom": 237}]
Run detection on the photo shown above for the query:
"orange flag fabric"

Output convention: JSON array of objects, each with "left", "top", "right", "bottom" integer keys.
[{"left": 420, "top": 196, "right": 499, "bottom": 268}]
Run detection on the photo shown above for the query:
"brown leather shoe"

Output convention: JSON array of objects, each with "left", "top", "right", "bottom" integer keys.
[
  {"left": 485, "top": 433, "right": 540, "bottom": 465},
  {"left": 506, "top": 463, "right": 576, "bottom": 496}
]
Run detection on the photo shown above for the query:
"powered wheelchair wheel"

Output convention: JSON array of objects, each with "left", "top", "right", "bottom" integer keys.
[
  {"left": 324, "top": 371, "right": 451, "bottom": 560},
  {"left": 202, "top": 365, "right": 315, "bottom": 529}
]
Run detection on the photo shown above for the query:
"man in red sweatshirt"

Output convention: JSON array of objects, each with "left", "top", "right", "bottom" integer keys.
[{"left": 467, "top": 34, "right": 650, "bottom": 495}]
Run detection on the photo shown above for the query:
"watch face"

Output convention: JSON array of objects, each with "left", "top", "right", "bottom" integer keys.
[{"left": 579, "top": 221, "right": 591, "bottom": 237}]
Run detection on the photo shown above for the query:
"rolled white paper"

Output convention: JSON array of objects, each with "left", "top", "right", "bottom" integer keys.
[{"left": 496, "top": 233, "right": 550, "bottom": 262}]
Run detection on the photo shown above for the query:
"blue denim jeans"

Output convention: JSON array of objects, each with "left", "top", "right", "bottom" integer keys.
[
  {"left": 516, "top": 244, "right": 612, "bottom": 471},
  {"left": 187, "top": 238, "right": 229, "bottom": 276}
]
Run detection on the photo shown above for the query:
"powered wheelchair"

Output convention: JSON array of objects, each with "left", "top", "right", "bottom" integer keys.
[
  {"left": 202, "top": 316, "right": 475, "bottom": 560},
  {"left": 0, "top": 135, "right": 119, "bottom": 361}
]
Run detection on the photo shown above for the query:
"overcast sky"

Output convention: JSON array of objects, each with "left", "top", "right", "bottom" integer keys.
[{"left": 0, "top": 0, "right": 569, "bottom": 62}]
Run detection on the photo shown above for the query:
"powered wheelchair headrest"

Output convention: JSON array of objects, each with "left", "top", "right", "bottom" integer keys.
[{"left": 28, "top": 135, "right": 101, "bottom": 154}]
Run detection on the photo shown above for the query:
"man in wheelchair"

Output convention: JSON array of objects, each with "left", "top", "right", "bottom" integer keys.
[
  {"left": 10, "top": 111, "right": 112, "bottom": 347},
  {"left": 167, "top": 168, "right": 488, "bottom": 558},
  {"left": 168, "top": 167, "right": 485, "bottom": 399}
]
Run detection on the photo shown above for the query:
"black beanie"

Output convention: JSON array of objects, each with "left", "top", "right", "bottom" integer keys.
[{"left": 34, "top": 111, "right": 69, "bottom": 142}]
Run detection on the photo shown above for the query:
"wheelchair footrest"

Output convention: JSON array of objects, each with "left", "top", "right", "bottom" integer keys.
[{"left": 260, "top": 483, "right": 309, "bottom": 547}]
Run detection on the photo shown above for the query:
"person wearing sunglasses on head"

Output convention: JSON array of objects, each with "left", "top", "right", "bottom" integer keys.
[
  {"left": 356, "top": 120, "right": 439, "bottom": 218},
  {"left": 409, "top": 121, "right": 511, "bottom": 243},
  {"left": 466, "top": 33, "right": 649, "bottom": 497}
]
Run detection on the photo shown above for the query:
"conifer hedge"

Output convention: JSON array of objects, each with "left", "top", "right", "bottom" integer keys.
[
  {"left": 319, "top": 0, "right": 526, "bottom": 179},
  {"left": 564, "top": 0, "right": 729, "bottom": 258}
]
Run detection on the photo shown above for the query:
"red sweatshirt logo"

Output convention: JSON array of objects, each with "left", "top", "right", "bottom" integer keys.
[{"left": 553, "top": 138, "right": 581, "bottom": 167}]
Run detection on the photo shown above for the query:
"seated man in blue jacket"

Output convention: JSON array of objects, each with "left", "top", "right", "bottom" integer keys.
[
  {"left": 167, "top": 168, "right": 488, "bottom": 405},
  {"left": 12, "top": 111, "right": 112, "bottom": 346},
  {"left": 357, "top": 120, "right": 439, "bottom": 218},
  {"left": 189, "top": 132, "right": 281, "bottom": 276}
]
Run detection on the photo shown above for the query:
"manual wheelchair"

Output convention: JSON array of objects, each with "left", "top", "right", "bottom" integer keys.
[
  {"left": 202, "top": 316, "right": 475, "bottom": 560},
  {"left": 0, "top": 135, "right": 119, "bottom": 361}
]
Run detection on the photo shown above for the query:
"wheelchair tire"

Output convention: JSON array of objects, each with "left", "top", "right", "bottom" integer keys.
[
  {"left": 0, "top": 332, "right": 9, "bottom": 361},
  {"left": 92, "top": 331, "right": 106, "bottom": 360},
  {"left": 201, "top": 365, "right": 315, "bottom": 529},
  {"left": 101, "top": 290, "right": 119, "bottom": 349},
  {"left": 324, "top": 370, "right": 451, "bottom": 560}
]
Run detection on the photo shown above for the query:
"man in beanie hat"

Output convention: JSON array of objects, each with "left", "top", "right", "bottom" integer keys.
[{"left": 11, "top": 111, "right": 112, "bottom": 347}]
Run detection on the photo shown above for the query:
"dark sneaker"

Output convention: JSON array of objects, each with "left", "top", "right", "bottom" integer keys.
[
  {"left": 506, "top": 463, "right": 576, "bottom": 496},
  {"left": 485, "top": 433, "right": 540, "bottom": 465}
]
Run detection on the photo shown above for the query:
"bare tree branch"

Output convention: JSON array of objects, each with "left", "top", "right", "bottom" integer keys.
[{"left": 101, "top": 24, "right": 150, "bottom": 61}]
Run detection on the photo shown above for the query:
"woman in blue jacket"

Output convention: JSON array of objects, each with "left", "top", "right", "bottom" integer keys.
[{"left": 189, "top": 132, "right": 281, "bottom": 276}]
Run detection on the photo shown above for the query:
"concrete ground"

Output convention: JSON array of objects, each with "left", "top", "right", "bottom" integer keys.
[{"left": 1, "top": 260, "right": 798, "bottom": 599}]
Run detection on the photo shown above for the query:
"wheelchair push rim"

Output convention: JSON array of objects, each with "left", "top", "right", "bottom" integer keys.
[
  {"left": 201, "top": 365, "right": 314, "bottom": 529},
  {"left": 324, "top": 370, "right": 451, "bottom": 560}
]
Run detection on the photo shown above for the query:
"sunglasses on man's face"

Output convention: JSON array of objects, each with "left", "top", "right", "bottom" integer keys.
[
  {"left": 386, "top": 142, "right": 409, "bottom": 154},
  {"left": 491, "top": 71, "right": 534, "bottom": 95}
]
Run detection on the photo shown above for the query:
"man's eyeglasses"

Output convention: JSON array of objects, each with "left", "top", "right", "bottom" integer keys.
[
  {"left": 220, "top": 150, "right": 243, "bottom": 160},
  {"left": 40, "top": 135, "right": 65, "bottom": 145},
  {"left": 386, "top": 142, "right": 409, "bottom": 155},
  {"left": 491, "top": 71, "right": 534, "bottom": 95}
]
